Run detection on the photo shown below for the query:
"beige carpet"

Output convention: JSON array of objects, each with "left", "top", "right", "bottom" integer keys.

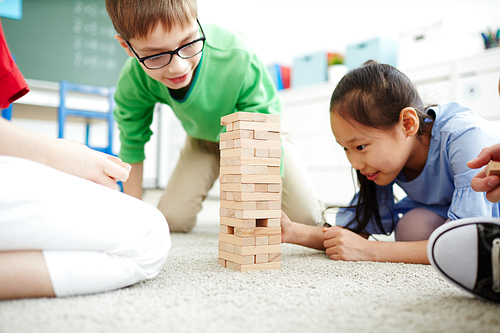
[{"left": 1, "top": 197, "right": 500, "bottom": 333}]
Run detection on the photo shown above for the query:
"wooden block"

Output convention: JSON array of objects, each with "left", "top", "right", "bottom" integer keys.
[
  {"left": 226, "top": 123, "right": 233, "bottom": 132},
  {"left": 225, "top": 261, "right": 240, "bottom": 271},
  {"left": 224, "top": 175, "right": 242, "bottom": 183},
  {"left": 233, "top": 139, "right": 281, "bottom": 150},
  {"left": 255, "top": 201, "right": 281, "bottom": 210},
  {"left": 268, "top": 201, "right": 281, "bottom": 210},
  {"left": 220, "top": 130, "right": 254, "bottom": 141},
  {"left": 267, "top": 184, "right": 281, "bottom": 193},
  {"left": 219, "top": 207, "right": 235, "bottom": 218},
  {"left": 268, "top": 235, "right": 281, "bottom": 245},
  {"left": 486, "top": 161, "right": 500, "bottom": 177},
  {"left": 219, "top": 233, "right": 256, "bottom": 246},
  {"left": 254, "top": 131, "right": 281, "bottom": 141},
  {"left": 240, "top": 175, "right": 281, "bottom": 184},
  {"left": 221, "top": 112, "right": 279, "bottom": 125},
  {"left": 269, "top": 253, "right": 281, "bottom": 263},
  {"left": 256, "top": 236, "right": 269, "bottom": 246},
  {"left": 219, "top": 183, "right": 255, "bottom": 192},
  {"left": 218, "top": 250, "right": 254, "bottom": 265},
  {"left": 219, "top": 141, "right": 227, "bottom": 150},
  {"left": 220, "top": 191, "right": 234, "bottom": 200},
  {"left": 220, "top": 148, "right": 254, "bottom": 158},
  {"left": 268, "top": 149, "right": 282, "bottom": 158},
  {"left": 219, "top": 242, "right": 236, "bottom": 255},
  {"left": 219, "top": 174, "right": 243, "bottom": 183},
  {"left": 253, "top": 165, "right": 268, "bottom": 175},
  {"left": 220, "top": 216, "right": 257, "bottom": 228},
  {"left": 239, "top": 262, "right": 281, "bottom": 272},
  {"left": 224, "top": 261, "right": 281, "bottom": 272},
  {"left": 255, "top": 184, "right": 268, "bottom": 192},
  {"left": 255, "top": 149, "right": 268, "bottom": 158},
  {"left": 256, "top": 218, "right": 281, "bottom": 227},
  {"left": 235, "top": 209, "right": 281, "bottom": 219},
  {"left": 240, "top": 157, "right": 281, "bottom": 167},
  {"left": 234, "top": 227, "right": 281, "bottom": 237},
  {"left": 220, "top": 200, "right": 257, "bottom": 210},
  {"left": 220, "top": 225, "right": 235, "bottom": 234},
  {"left": 218, "top": 258, "right": 226, "bottom": 267},
  {"left": 225, "top": 243, "right": 235, "bottom": 253},
  {"left": 265, "top": 114, "right": 280, "bottom": 123},
  {"left": 232, "top": 244, "right": 281, "bottom": 256},
  {"left": 233, "top": 121, "right": 281, "bottom": 132},
  {"left": 220, "top": 157, "right": 241, "bottom": 166},
  {"left": 255, "top": 254, "right": 269, "bottom": 264},
  {"left": 220, "top": 165, "right": 256, "bottom": 175},
  {"left": 233, "top": 192, "right": 281, "bottom": 202},
  {"left": 255, "top": 201, "right": 268, "bottom": 210},
  {"left": 268, "top": 166, "right": 281, "bottom": 175}
]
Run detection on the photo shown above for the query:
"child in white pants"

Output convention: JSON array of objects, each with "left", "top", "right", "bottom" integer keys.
[
  {"left": 0, "top": 155, "right": 171, "bottom": 298},
  {"left": 0, "top": 18, "right": 170, "bottom": 299}
]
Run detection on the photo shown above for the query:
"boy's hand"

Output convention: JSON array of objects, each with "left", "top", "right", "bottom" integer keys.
[
  {"left": 467, "top": 143, "right": 500, "bottom": 203},
  {"left": 322, "top": 226, "right": 372, "bottom": 261}
]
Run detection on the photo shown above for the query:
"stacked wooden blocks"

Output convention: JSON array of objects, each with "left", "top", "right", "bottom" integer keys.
[{"left": 218, "top": 112, "right": 282, "bottom": 272}]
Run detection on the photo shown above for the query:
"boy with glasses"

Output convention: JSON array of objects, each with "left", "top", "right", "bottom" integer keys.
[{"left": 106, "top": 0, "right": 324, "bottom": 232}]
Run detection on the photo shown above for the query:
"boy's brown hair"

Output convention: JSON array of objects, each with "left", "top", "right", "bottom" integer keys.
[{"left": 105, "top": 0, "right": 198, "bottom": 41}]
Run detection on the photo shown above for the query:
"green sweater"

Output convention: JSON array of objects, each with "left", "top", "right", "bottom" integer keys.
[{"left": 114, "top": 24, "right": 281, "bottom": 163}]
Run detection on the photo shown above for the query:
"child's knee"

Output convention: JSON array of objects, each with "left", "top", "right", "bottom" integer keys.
[
  {"left": 160, "top": 207, "right": 197, "bottom": 233},
  {"left": 132, "top": 208, "right": 171, "bottom": 278}
]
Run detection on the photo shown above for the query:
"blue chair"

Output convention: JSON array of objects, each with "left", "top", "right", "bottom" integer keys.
[
  {"left": 1, "top": 103, "right": 13, "bottom": 120},
  {"left": 58, "top": 80, "right": 116, "bottom": 155},
  {"left": 2, "top": 55, "right": 18, "bottom": 121},
  {"left": 58, "top": 80, "right": 124, "bottom": 191}
]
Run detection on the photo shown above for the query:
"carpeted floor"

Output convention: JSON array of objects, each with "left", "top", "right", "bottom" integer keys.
[{"left": 1, "top": 196, "right": 500, "bottom": 333}]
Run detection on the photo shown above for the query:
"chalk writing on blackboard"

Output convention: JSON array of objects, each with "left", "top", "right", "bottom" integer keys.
[{"left": 71, "top": 1, "right": 120, "bottom": 72}]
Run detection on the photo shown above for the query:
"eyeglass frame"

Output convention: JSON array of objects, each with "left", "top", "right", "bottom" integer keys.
[{"left": 125, "top": 19, "right": 206, "bottom": 70}]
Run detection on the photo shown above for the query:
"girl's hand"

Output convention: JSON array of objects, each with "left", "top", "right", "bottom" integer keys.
[
  {"left": 322, "top": 226, "right": 373, "bottom": 261},
  {"left": 50, "top": 139, "right": 131, "bottom": 189},
  {"left": 280, "top": 211, "right": 294, "bottom": 243}
]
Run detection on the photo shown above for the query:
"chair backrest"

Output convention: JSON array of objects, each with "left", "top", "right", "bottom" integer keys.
[{"left": 58, "top": 80, "right": 116, "bottom": 155}]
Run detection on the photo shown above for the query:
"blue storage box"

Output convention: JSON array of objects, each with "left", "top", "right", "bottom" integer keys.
[
  {"left": 291, "top": 52, "right": 328, "bottom": 88},
  {"left": 0, "top": 0, "right": 23, "bottom": 20},
  {"left": 267, "top": 64, "right": 284, "bottom": 90},
  {"left": 345, "top": 37, "right": 398, "bottom": 70}
]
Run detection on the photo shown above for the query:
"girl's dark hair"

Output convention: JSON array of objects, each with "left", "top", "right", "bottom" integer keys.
[{"left": 330, "top": 60, "right": 433, "bottom": 234}]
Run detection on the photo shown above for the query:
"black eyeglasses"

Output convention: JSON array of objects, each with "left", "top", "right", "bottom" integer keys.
[{"left": 125, "top": 19, "right": 206, "bottom": 70}]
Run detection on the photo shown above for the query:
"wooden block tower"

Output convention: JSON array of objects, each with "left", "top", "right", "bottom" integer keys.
[{"left": 218, "top": 112, "right": 282, "bottom": 272}]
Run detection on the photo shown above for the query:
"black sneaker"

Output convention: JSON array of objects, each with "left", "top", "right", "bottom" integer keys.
[{"left": 428, "top": 217, "right": 500, "bottom": 302}]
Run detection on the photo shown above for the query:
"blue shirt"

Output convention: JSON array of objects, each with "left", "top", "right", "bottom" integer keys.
[{"left": 336, "top": 102, "right": 500, "bottom": 235}]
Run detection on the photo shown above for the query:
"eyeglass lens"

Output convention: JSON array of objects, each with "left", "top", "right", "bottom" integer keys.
[{"left": 144, "top": 39, "right": 204, "bottom": 69}]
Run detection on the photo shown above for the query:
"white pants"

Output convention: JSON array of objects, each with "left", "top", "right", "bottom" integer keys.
[{"left": 0, "top": 156, "right": 171, "bottom": 297}]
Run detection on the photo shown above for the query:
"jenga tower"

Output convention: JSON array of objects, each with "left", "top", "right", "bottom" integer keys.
[{"left": 218, "top": 112, "right": 282, "bottom": 272}]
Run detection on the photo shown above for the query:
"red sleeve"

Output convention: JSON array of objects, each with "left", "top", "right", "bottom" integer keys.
[{"left": 0, "top": 19, "right": 29, "bottom": 109}]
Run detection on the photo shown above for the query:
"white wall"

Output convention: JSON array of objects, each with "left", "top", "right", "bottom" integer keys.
[{"left": 198, "top": 0, "right": 500, "bottom": 68}]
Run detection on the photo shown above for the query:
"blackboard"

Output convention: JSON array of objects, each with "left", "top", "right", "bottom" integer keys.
[{"left": 2, "top": 0, "right": 129, "bottom": 86}]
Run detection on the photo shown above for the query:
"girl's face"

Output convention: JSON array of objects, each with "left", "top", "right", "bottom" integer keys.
[{"left": 330, "top": 111, "right": 413, "bottom": 186}]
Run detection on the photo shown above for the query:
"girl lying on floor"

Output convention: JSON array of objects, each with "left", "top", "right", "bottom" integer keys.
[{"left": 281, "top": 61, "right": 500, "bottom": 264}]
